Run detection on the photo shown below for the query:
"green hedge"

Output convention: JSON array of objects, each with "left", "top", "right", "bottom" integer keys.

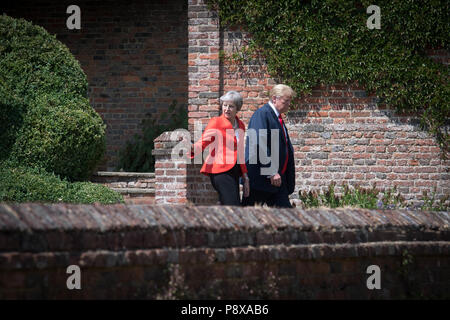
[
  {"left": 208, "top": 0, "right": 449, "bottom": 154},
  {"left": 0, "top": 15, "right": 106, "bottom": 181},
  {"left": 0, "top": 161, "right": 124, "bottom": 204}
]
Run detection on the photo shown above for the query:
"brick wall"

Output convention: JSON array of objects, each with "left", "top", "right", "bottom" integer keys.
[
  {"left": 3, "top": 0, "right": 188, "bottom": 171},
  {"left": 0, "top": 203, "right": 449, "bottom": 299},
  {"left": 91, "top": 172, "right": 155, "bottom": 204},
  {"left": 152, "top": 130, "right": 219, "bottom": 205},
  {"left": 182, "top": 0, "right": 449, "bottom": 207},
  {"left": 152, "top": 131, "right": 189, "bottom": 204},
  {"left": 188, "top": 0, "right": 221, "bottom": 129},
  {"left": 289, "top": 88, "right": 449, "bottom": 207}
]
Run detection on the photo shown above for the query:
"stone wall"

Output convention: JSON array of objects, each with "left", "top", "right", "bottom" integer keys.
[{"left": 0, "top": 203, "right": 449, "bottom": 299}]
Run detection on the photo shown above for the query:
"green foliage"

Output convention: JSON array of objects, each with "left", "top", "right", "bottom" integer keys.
[
  {"left": 0, "top": 15, "right": 106, "bottom": 181},
  {"left": 420, "top": 187, "right": 449, "bottom": 211},
  {"left": 0, "top": 160, "right": 124, "bottom": 204},
  {"left": 117, "top": 100, "right": 188, "bottom": 172},
  {"left": 299, "top": 189, "right": 321, "bottom": 208},
  {"left": 299, "top": 182, "right": 449, "bottom": 211},
  {"left": 0, "top": 87, "right": 26, "bottom": 158},
  {"left": 340, "top": 183, "right": 379, "bottom": 209},
  {"left": 380, "top": 186, "right": 407, "bottom": 209},
  {"left": 208, "top": 0, "right": 450, "bottom": 154},
  {"left": 299, "top": 182, "right": 405, "bottom": 209},
  {"left": 63, "top": 181, "right": 124, "bottom": 204}
]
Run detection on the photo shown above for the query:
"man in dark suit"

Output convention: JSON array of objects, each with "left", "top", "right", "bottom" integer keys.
[{"left": 243, "top": 84, "right": 296, "bottom": 208}]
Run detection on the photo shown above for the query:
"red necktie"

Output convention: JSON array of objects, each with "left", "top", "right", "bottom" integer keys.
[{"left": 278, "top": 114, "right": 288, "bottom": 174}]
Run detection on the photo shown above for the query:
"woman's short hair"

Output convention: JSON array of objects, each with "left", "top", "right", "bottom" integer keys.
[
  {"left": 269, "top": 84, "right": 296, "bottom": 101},
  {"left": 219, "top": 91, "right": 243, "bottom": 111}
]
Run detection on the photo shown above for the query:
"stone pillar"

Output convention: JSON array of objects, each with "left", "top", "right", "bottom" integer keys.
[
  {"left": 153, "top": 130, "right": 219, "bottom": 205},
  {"left": 183, "top": 0, "right": 221, "bottom": 204},
  {"left": 153, "top": 131, "right": 188, "bottom": 204}
]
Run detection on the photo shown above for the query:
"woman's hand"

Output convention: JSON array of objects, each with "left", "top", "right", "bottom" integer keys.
[
  {"left": 270, "top": 173, "right": 282, "bottom": 187},
  {"left": 243, "top": 177, "right": 250, "bottom": 198}
]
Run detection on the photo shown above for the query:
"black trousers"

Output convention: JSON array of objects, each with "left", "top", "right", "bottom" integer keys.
[
  {"left": 209, "top": 164, "right": 241, "bottom": 206},
  {"left": 242, "top": 174, "right": 292, "bottom": 208}
]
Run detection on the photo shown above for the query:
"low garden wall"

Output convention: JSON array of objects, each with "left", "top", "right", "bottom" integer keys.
[
  {"left": 91, "top": 171, "right": 155, "bottom": 204},
  {"left": 0, "top": 203, "right": 448, "bottom": 299}
]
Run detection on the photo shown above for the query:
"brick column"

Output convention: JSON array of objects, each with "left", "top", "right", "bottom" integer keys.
[
  {"left": 188, "top": 0, "right": 221, "bottom": 131},
  {"left": 153, "top": 130, "right": 219, "bottom": 205},
  {"left": 186, "top": 0, "right": 220, "bottom": 205},
  {"left": 153, "top": 131, "right": 188, "bottom": 204}
]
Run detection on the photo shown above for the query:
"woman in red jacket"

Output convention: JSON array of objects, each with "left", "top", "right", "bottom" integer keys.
[{"left": 191, "top": 91, "right": 249, "bottom": 205}]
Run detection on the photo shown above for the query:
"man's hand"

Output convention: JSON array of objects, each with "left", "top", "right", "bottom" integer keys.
[{"left": 270, "top": 173, "right": 282, "bottom": 187}]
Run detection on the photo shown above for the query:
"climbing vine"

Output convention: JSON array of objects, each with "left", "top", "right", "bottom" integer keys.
[{"left": 208, "top": 0, "right": 449, "bottom": 154}]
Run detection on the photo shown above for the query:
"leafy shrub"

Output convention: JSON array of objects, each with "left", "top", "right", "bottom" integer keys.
[
  {"left": 299, "top": 182, "right": 449, "bottom": 211},
  {"left": 0, "top": 161, "right": 124, "bottom": 204},
  {"left": 0, "top": 15, "right": 105, "bottom": 181},
  {"left": 64, "top": 181, "right": 124, "bottom": 204},
  {"left": 299, "top": 182, "right": 405, "bottom": 209},
  {"left": 0, "top": 87, "right": 26, "bottom": 158},
  {"left": 208, "top": 0, "right": 450, "bottom": 154},
  {"left": 420, "top": 188, "right": 449, "bottom": 211},
  {"left": 117, "top": 100, "right": 188, "bottom": 172}
]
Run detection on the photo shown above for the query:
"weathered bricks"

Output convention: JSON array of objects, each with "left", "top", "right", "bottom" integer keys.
[
  {"left": 0, "top": 203, "right": 449, "bottom": 299},
  {"left": 183, "top": 0, "right": 450, "bottom": 207}
]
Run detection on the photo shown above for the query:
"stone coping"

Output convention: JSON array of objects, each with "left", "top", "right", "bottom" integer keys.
[
  {"left": 93, "top": 172, "right": 155, "bottom": 178},
  {"left": 110, "top": 188, "right": 155, "bottom": 194},
  {"left": 0, "top": 203, "right": 448, "bottom": 252}
]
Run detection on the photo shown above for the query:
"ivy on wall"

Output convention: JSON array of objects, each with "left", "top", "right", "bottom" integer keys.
[{"left": 208, "top": 0, "right": 449, "bottom": 154}]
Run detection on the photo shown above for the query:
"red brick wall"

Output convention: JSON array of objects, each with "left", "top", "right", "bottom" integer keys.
[
  {"left": 3, "top": 0, "right": 188, "bottom": 171},
  {"left": 289, "top": 88, "right": 449, "bottom": 207},
  {"left": 186, "top": 0, "right": 221, "bottom": 204},
  {"left": 1, "top": 203, "right": 449, "bottom": 299},
  {"left": 184, "top": 0, "right": 449, "bottom": 207},
  {"left": 91, "top": 172, "right": 155, "bottom": 204}
]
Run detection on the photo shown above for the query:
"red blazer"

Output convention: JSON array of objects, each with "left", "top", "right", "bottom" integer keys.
[{"left": 191, "top": 115, "right": 248, "bottom": 176}]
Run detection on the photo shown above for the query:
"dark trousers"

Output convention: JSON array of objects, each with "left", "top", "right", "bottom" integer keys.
[
  {"left": 242, "top": 174, "right": 292, "bottom": 208},
  {"left": 209, "top": 164, "right": 241, "bottom": 206}
]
